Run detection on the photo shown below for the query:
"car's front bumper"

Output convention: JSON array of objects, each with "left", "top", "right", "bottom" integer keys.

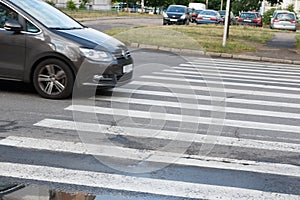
[
  {"left": 77, "top": 57, "right": 133, "bottom": 88},
  {"left": 163, "top": 18, "right": 186, "bottom": 24}
]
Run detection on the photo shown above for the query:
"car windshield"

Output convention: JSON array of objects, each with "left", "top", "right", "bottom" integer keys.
[
  {"left": 240, "top": 13, "right": 256, "bottom": 19},
  {"left": 167, "top": 6, "right": 185, "bottom": 13},
  {"left": 218, "top": 10, "right": 226, "bottom": 16},
  {"left": 276, "top": 13, "right": 295, "bottom": 21},
  {"left": 201, "top": 11, "right": 216, "bottom": 16},
  {"left": 9, "top": 0, "right": 83, "bottom": 29}
]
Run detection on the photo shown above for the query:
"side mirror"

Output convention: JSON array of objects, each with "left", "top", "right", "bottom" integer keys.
[{"left": 4, "top": 20, "right": 22, "bottom": 32}]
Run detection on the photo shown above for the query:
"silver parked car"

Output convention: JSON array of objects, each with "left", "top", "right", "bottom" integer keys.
[{"left": 270, "top": 10, "right": 297, "bottom": 32}]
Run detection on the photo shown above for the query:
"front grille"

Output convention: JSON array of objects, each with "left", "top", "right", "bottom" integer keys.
[{"left": 113, "top": 49, "right": 131, "bottom": 60}]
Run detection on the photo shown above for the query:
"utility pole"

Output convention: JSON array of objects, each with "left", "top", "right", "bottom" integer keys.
[
  {"left": 222, "top": 0, "right": 231, "bottom": 47},
  {"left": 221, "top": 0, "right": 223, "bottom": 10},
  {"left": 206, "top": 0, "right": 209, "bottom": 9},
  {"left": 141, "top": 0, "right": 144, "bottom": 13}
]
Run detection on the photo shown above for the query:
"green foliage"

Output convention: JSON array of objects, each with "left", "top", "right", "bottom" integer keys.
[
  {"left": 286, "top": 4, "right": 295, "bottom": 13},
  {"left": 66, "top": 0, "right": 77, "bottom": 10},
  {"left": 79, "top": 0, "right": 90, "bottom": 10},
  {"left": 45, "top": 0, "right": 55, "bottom": 6},
  {"left": 263, "top": 8, "right": 276, "bottom": 26}
]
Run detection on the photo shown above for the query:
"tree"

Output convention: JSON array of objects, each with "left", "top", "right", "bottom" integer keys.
[
  {"left": 267, "top": 0, "right": 283, "bottom": 5},
  {"left": 231, "top": 0, "right": 260, "bottom": 14}
]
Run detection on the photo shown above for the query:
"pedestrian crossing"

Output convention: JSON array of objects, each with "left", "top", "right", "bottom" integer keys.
[{"left": 1, "top": 58, "right": 300, "bottom": 199}]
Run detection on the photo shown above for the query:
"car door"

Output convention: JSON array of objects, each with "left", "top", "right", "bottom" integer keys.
[{"left": 0, "top": 2, "right": 25, "bottom": 79}]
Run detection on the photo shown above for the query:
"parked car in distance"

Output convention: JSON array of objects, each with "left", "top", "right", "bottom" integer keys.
[
  {"left": 196, "top": 10, "right": 223, "bottom": 24},
  {"left": 163, "top": 5, "right": 190, "bottom": 25},
  {"left": 218, "top": 10, "right": 237, "bottom": 25},
  {"left": 270, "top": 10, "right": 297, "bottom": 32},
  {"left": 190, "top": 9, "right": 202, "bottom": 23},
  {"left": 237, "top": 12, "right": 262, "bottom": 27},
  {"left": 0, "top": 0, "right": 133, "bottom": 99}
]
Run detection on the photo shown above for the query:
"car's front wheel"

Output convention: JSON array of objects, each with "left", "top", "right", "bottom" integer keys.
[{"left": 33, "top": 59, "right": 74, "bottom": 99}]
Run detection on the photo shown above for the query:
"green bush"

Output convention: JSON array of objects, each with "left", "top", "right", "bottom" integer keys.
[
  {"left": 66, "top": 0, "right": 77, "bottom": 10},
  {"left": 263, "top": 8, "right": 276, "bottom": 26},
  {"left": 45, "top": 0, "right": 55, "bottom": 6}
]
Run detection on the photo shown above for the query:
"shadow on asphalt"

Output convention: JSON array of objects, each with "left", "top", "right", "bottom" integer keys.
[{"left": 0, "top": 80, "right": 36, "bottom": 95}]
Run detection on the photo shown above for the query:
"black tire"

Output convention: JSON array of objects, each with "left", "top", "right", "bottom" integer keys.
[{"left": 33, "top": 58, "right": 74, "bottom": 99}]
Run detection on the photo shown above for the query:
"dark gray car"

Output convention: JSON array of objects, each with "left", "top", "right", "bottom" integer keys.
[{"left": 0, "top": 0, "right": 133, "bottom": 99}]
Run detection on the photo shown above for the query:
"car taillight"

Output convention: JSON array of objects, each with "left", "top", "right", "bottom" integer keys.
[
  {"left": 253, "top": 19, "right": 258, "bottom": 23},
  {"left": 274, "top": 19, "right": 280, "bottom": 22},
  {"left": 291, "top": 20, "right": 296, "bottom": 24},
  {"left": 197, "top": 16, "right": 203, "bottom": 19},
  {"left": 238, "top": 18, "right": 242, "bottom": 22},
  {"left": 210, "top": 17, "right": 217, "bottom": 21}
]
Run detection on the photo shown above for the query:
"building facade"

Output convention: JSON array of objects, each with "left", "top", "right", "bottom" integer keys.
[{"left": 52, "top": 0, "right": 111, "bottom": 10}]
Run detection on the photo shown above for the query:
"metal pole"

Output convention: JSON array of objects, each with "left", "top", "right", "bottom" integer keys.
[
  {"left": 221, "top": 0, "right": 223, "bottom": 10},
  {"left": 222, "top": 0, "right": 231, "bottom": 47},
  {"left": 141, "top": 0, "right": 144, "bottom": 13}
]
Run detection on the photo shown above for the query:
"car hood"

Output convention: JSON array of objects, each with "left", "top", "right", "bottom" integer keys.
[{"left": 51, "top": 27, "right": 127, "bottom": 52}]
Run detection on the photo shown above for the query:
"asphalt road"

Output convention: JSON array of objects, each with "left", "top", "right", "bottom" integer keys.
[{"left": 0, "top": 19, "right": 300, "bottom": 199}]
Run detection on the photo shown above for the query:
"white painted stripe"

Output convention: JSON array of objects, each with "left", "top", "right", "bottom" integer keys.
[
  {"left": 65, "top": 105, "right": 300, "bottom": 133},
  {"left": 93, "top": 95, "right": 300, "bottom": 120},
  {"left": 193, "top": 58, "right": 300, "bottom": 72},
  {"left": 0, "top": 161, "right": 298, "bottom": 199},
  {"left": 184, "top": 61, "right": 300, "bottom": 75},
  {"left": 153, "top": 71, "right": 300, "bottom": 87},
  {"left": 163, "top": 68, "right": 300, "bottom": 84},
  {"left": 142, "top": 75, "right": 300, "bottom": 92},
  {"left": 176, "top": 64, "right": 300, "bottom": 80},
  {"left": 34, "top": 118, "right": 300, "bottom": 153},
  {"left": 130, "top": 80, "right": 300, "bottom": 100},
  {"left": 112, "top": 87, "right": 300, "bottom": 109}
]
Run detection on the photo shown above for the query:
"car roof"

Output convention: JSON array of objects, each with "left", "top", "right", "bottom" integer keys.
[{"left": 168, "top": 5, "right": 186, "bottom": 8}]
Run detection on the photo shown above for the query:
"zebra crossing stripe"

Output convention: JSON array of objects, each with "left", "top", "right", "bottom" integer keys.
[
  {"left": 180, "top": 63, "right": 300, "bottom": 76},
  {"left": 34, "top": 118, "right": 300, "bottom": 153},
  {"left": 1, "top": 136, "right": 300, "bottom": 178},
  {"left": 141, "top": 75, "right": 300, "bottom": 92},
  {"left": 152, "top": 71, "right": 300, "bottom": 87},
  {"left": 130, "top": 81, "right": 300, "bottom": 99},
  {"left": 193, "top": 58, "right": 300, "bottom": 71},
  {"left": 0, "top": 161, "right": 298, "bottom": 199},
  {"left": 111, "top": 87, "right": 300, "bottom": 109},
  {"left": 163, "top": 68, "right": 300, "bottom": 84}
]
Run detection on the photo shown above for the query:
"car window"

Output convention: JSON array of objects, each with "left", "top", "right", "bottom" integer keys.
[
  {"left": 240, "top": 13, "right": 256, "bottom": 19},
  {"left": 9, "top": 0, "right": 83, "bottom": 30},
  {"left": 26, "top": 20, "right": 39, "bottom": 33},
  {"left": 167, "top": 6, "right": 185, "bottom": 13},
  {"left": 0, "top": 3, "right": 19, "bottom": 28},
  {"left": 201, "top": 11, "right": 216, "bottom": 16},
  {"left": 276, "top": 13, "right": 295, "bottom": 21}
]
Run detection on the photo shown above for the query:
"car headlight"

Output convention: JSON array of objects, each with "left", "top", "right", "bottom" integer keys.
[
  {"left": 79, "top": 48, "right": 113, "bottom": 62},
  {"left": 180, "top": 14, "right": 186, "bottom": 19},
  {"left": 163, "top": 12, "right": 168, "bottom": 18}
]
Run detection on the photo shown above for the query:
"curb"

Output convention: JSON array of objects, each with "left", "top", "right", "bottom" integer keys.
[{"left": 130, "top": 43, "right": 300, "bottom": 65}]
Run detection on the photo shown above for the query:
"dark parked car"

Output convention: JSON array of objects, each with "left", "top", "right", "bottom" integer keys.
[
  {"left": 237, "top": 12, "right": 262, "bottom": 27},
  {"left": 218, "top": 10, "right": 237, "bottom": 25},
  {"left": 196, "top": 10, "right": 223, "bottom": 24},
  {"left": 0, "top": 0, "right": 133, "bottom": 99},
  {"left": 163, "top": 5, "right": 190, "bottom": 25}
]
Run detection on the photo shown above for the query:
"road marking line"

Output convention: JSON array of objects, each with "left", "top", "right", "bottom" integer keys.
[
  {"left": 175, "top": 65, "right": 300, "bottom": 80},
  {"left": 182, "top": 62, "right": 300, "bottom": 76},
  {"left": 142, "top": 75, "right": 300, "bottom": 92},
  {"left": 153, "top": 71, "right": 300, "bottom": 87},
  {"left": 111, "top": 87, "right": 300, "bottom": 109},
  {"left": 130, "top": 80, "right": 300, "bottom": 100},
  {"left": 94, "top": 95, "right": 300, "bottom": 120},
  {"left": 163, "top": 68, "right": 300, "bottom": 84},
  {"left": 34, "top": 118, "right": 300, "bottom": 153},
  {"left": 193, "top": 58, "right": 300, "bottom": 71},
  {"left": 2, "top": 135, "right": 300, "bottom": 179},
  {"left": 0, "top": 161, "right": 298, "bottom": 199},
  {"left": 65, "top": 105, "right": 300, "bottom": 133}
]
